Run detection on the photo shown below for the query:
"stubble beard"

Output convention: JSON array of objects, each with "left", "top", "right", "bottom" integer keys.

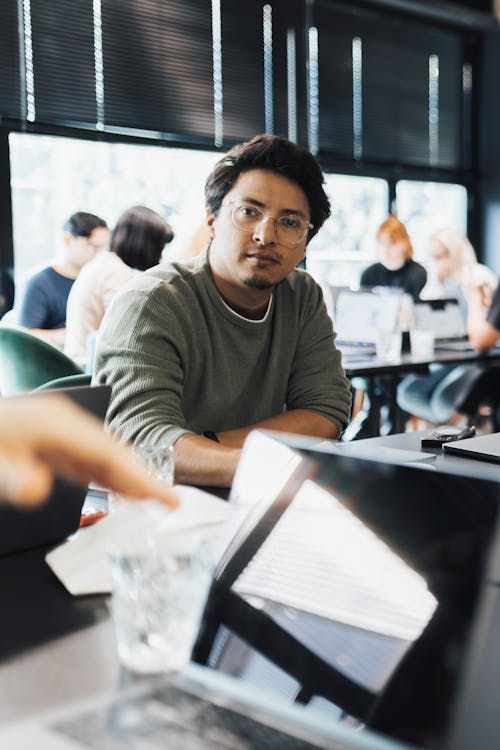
[{"left": 244, "top": 277, "right": 275, "bottom": 290}]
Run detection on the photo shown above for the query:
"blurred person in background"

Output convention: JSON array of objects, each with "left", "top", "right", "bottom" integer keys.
[
  {"left": 397, "top": 228, "right": 497, "bottom": 426},
  {"left": 17, "top": 212, "right": 109, "bottom": 347},
  {"left": 360, "top": 214, "right": 427, "bottom": 301},
  {"left": 0, "top": 268, "right": 14, "bottom": 320},
  {"left": 420, "top": 227, "right": 496, "bottom": 315},
  {"left": 65, "top": 206, "right": 173, "bottom": 367}
]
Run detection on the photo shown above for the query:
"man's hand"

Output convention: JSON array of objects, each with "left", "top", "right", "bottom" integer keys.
[{"left": 0, "top": 394, "right": 179, "bottom": 508}]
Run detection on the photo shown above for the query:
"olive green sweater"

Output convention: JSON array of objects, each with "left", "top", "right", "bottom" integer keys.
[{"left": 93, "top": 254, "right": 351, "bottom": 447}]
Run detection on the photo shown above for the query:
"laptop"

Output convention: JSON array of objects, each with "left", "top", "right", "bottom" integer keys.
[
  {"left": 334, "top": 290, "right": 401, "bottom": 355},
  {"left": 194, "top": 430, "right": 500, "bottom": 750},
  {"left": 0, "top": 384, "right": 111, "bottom": 556},
  {"left": 413, "top": 298, "right": 473, "bottom": 351},
  {"left": 443, "top": 431, "right": 500, "bottom": 463}
]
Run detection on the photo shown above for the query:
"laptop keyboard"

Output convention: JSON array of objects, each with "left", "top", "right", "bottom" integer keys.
[{"left": 53, "top": 682, "right": 333, "bottom": 749}]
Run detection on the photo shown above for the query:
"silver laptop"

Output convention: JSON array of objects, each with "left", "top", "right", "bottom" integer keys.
[
  {"left": 413, "top": 298, "right": 473, "bottom": 351},
  {"left": 334, "top": 290, "right": 401, "bottom": 354},
  {"left": 443, "top": 431, "right": 500, "bottom": 463}
]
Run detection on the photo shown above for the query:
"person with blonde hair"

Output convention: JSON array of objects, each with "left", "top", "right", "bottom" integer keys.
[
  {"left": 360, "top": 215, "right": 427, "bottom": 300},
  {"left": 421, "top": 227, "right": 496, "bottom": 312},
  {"left": 397, "top": 229, "right": 497, "bottom": 425}
]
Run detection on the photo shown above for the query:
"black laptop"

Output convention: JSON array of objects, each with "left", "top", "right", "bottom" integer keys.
[
  {"left": 192, "top": 430, "right": 500, "bottom": 750},
  {"left": 0, "top": 384, "right": 111, "bottom": 556}
]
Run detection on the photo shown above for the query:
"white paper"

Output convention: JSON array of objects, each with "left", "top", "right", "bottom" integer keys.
[{"left": 45, "top": 486, "right": 228, "bottom": 596}]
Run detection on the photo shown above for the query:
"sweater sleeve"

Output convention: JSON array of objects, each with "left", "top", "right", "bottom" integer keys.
[
  {"left": 285, "top": 278, "right": 352, "bottom": 432},
  {"left": 93, "top": 281, "right": 194, "bottom": 448}
]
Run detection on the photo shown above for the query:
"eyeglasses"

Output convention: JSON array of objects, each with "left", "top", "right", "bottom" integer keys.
[{"left": 223, "top": 201, "right": 313, "bottom": 247}]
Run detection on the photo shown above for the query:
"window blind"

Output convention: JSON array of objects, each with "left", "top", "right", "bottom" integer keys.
[
  {"left": 0, "top": 0, "right": 22, "bottom": 121},
  {"left": 312, "top": 1, "right": 465, "bottom": 170},
  {"left": 0, "top": 0, "right": 474, "bottom": 173},
  {"left": 30, "top": 0, "right": 97, "bottom": 126},
  {"left": 101, "top": 0, "right": 214, "bottom": 141}
]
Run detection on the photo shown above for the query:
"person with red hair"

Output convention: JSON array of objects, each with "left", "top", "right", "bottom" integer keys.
[{"left": 360, "top": 215, "right": 427, "bottom": 301}]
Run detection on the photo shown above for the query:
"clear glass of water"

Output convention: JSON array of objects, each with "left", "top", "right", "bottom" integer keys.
[
  {"left": 109, "top": 532, "right": 212, "bottom": 674},
  {"left": 376, "top": 330, "right": 402, "bottom": 362},
  {"left": 108, "top": 443, "right": 174, "bottom": 513},
  {"left": 409, "top": 328, "right": 435, "bottom": 359}
]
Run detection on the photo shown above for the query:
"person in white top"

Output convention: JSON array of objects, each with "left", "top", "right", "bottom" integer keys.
[
  {"left": 420, "top": 227, "right": 497, "bottom": 315},
  {"left": 64, "top": 206, "right": 174, "bottom": 366},
  {"left": 397, "top": 227, "right": 497, "bottom": 425}
]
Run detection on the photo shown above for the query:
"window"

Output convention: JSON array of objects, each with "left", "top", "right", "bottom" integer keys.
[
  {"left": 306, "top": 173, "right": 388, "bottom": 290},
  {"left": 9, "top": 133, "right": 218, "bottom": 284},
  {"left": 395, "top": 180, "right": 468, "bottom": 260}
]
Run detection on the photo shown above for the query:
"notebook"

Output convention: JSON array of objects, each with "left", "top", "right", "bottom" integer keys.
[
  {"left": 0, "top": 384, "right": 111, "bottom": 556},
  {"left": 334, "top": 290, "right": 401, "bottom": 353},
  {"left": 443, "top": 431, "right": 500, "bottom": 463},
  {"left": 413, "top": 298, "right": 473, "bottom": 350}
]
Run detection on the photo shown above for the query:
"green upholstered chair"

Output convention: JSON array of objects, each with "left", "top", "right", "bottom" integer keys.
[
  {"left": 36, "top": 373, "right": 92, "bottom": 391},
  {"left": 0, "top": 326, "right": 84, "bottom": 396}
]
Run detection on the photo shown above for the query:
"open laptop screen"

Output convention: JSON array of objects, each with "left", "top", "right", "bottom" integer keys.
[
  {"left": 334, "top": 291, "right": 401, "bottom": 345},
  {"left": 413, "top": 298, "right": 466, "bottom": 340},
  {"left": 204, "top": 430, "right": 500, "bottom": 749}
]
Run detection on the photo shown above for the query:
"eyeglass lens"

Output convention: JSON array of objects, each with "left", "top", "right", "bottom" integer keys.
[{"left": 232, "top": 204, "right": 308, "bottom": 245}]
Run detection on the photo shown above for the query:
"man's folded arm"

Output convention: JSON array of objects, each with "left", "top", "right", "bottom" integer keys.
[{"left": 215, "top": 409, "right": 339, "bottom": 449}]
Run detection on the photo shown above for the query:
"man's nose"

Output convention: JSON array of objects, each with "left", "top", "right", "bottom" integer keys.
[{"left": 253, "top": 216, "right": 278, "bottom": 245}]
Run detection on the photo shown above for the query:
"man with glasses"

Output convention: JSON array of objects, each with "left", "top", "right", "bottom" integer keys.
[
  {"left": 94, "top": 134, "right": 351, "bottom": 487},
  {"left": 18, "top": 211, "right": 109, "bottom": 347}
]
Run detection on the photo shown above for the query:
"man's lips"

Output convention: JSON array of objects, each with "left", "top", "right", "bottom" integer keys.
[{"left": 245, "top": 251, "right": 280, "bottom": 265}]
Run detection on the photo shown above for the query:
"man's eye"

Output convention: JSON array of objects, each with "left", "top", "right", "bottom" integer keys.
[
  {"left": 239, "top": 205, "right": 260, "bottom": 218},
  {"left": 281, "top": 216, "right": 301, "bottom": 229}
]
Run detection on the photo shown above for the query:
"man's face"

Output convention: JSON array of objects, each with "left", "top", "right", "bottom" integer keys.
[
  {"left": 207, "top": 169, "right": 310, "bottom": 295},
  {"left": 65, "top": 226, "right": 110, "bottom": 271}
]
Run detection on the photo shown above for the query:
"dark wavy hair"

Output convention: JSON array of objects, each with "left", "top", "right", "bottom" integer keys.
[
  {"left": 64, "top": 211, "right": 107, "bottom": 237},
  {"left": 205, "top": 134, "right": 330, "bottom": 242},
  {"left": 110, "top": 206, "right": 174, "bottom": 271}
]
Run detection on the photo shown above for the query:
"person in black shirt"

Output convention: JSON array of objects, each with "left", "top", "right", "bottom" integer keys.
[{"left": 360, "top": 215, "right": 427, "bottom": 301}]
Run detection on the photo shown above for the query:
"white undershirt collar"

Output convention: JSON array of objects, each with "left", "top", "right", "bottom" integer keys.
[{"left": 219, "top": 292, "right": 273, "bottom": 323}]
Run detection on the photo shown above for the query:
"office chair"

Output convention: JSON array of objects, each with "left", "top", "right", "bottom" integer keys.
[
  {"left": 0, "top": 326, "right": 84, "bottom": 395},
  {"left": 433, "top": 363, "right": 500, "bottom": 431}
]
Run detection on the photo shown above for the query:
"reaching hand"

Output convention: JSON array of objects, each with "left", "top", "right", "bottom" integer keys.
[{"left": 0, "top": 394, "right": 179, "bottom": 508}]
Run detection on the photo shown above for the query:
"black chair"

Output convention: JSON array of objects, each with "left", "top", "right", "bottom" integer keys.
[{"left": 431, "top": 363, "right": 500, "bottom": 431}]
